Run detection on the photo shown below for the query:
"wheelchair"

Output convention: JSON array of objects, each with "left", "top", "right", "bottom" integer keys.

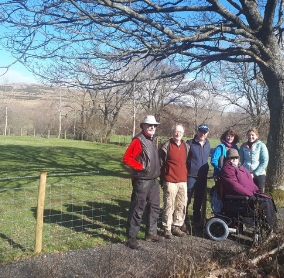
[{"left": 205, "top": 183, "right": 272, "bottom": 247}]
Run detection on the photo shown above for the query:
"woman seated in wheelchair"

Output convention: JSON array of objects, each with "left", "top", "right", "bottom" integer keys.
[{"left": 219, "top": 148, "right": 277, "bottom": 231}]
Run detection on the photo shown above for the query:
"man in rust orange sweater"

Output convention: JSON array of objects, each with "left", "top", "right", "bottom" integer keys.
[
  {"left": 123, "top": 115, "right": 162, "bottom": 249},
  {"left": 159, "top": 124, "right": 190, "bottom": 239}
]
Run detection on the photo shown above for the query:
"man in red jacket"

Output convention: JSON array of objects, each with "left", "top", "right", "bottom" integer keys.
[{"left": 123, "top": 115, "right": 163, "bottom": 249}]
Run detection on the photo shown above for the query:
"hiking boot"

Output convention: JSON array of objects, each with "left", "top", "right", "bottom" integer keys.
[
  {"left": 164, "top": 230, "right": 173, "bottom": 239},
  {"left": 172, "top": 226, "right": 186, "bottom": 237},
  {"left": 180, "top": 224, "right": 190, "bottom": 235},
  {"left": 145, "top": 234, "right": 164, "bottom": 242},
  {"left": 125, "top": 237, "right": 139, "bottom": 249}
]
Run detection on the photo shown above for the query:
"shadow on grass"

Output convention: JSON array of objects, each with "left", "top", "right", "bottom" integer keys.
[
  {"left": 30, "top": 199, "right": 171, "bottom": 245},
  {"left": 0, "top": 144, "right": 131, "bottom": 190},
  {"left": 0, "top": 233, "right": 26, "bottom": 251},
  {"left": 31, "top": 199, "right": 131, "bottom": 244}
]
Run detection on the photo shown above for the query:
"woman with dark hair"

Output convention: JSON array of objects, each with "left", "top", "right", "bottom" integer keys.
[
  {"left": 239, "top": 128, "right": 269, "bottom": 193},
  {"left": 211, "top": 128, "right": 240, "bottom": 176}
]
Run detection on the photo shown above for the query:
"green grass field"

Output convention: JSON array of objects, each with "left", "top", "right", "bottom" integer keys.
[{"left": 0, "top": 135, "right": 221, "bottom": 264}]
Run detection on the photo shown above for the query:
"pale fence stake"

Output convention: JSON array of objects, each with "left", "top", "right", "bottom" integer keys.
[{"left": 34, "top": 172, "right": 47, "bottom": 253}]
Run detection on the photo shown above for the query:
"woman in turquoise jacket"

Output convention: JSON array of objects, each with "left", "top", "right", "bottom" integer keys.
[
  {"left": 239, "top": 128, "right": 269, "bottom": 193},
  {"left": 211, "top": 128, "right": 240, "bottom": 176}
]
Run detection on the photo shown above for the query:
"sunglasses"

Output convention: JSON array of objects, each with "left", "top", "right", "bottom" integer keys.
[{"left": 147, "top": 124, "right": 158, "bottom": 127}]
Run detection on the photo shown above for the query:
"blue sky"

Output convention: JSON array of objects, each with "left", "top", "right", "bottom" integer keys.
[{"left": 0, "top": 49, "right": 38, "bottom": 84}]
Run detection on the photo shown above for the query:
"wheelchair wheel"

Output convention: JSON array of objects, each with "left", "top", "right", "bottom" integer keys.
[{"left": 206, "top": 218, "right": 229, "bottom": 241}]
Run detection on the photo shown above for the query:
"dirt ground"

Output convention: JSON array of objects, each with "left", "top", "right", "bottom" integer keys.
[{"left": 0, "top": 208, "right": 283, "bottom": 278}]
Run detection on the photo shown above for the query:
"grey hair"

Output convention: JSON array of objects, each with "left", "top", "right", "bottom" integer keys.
[{"left": 172, "top": 123, "right": 185, "bottom": 132}]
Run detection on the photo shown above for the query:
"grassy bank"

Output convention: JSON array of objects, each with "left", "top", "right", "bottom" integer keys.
[
  {"left": 0, "top": 135, "right": 233, "bottom": 264},
  {"left": 0, "top": 136, "right": 133, "bottom": 263}
]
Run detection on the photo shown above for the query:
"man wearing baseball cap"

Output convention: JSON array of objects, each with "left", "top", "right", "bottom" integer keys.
[
  {"left": 123, "top": 115, "right": 163, "bottom": 249},
  {"left": 183, "top": 124, "right": 210, "bottom": 231}
]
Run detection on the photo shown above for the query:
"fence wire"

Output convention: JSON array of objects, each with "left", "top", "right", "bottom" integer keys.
[{"left": 0, "top": 176, "right": 134, "bottom": 264}]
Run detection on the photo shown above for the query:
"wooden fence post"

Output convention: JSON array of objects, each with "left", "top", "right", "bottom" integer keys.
[{"left": 34, "top": 172, "right": 47, "bottom": 253}]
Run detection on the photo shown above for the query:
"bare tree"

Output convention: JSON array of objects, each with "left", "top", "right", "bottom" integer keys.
[
  {"left": 70, "top": 68, "right": 134, "bottom": 142},
  {"left": 0, "top": 1, "right": 284, "bottom": 189},
  {"left": 60, "top": 59, "right": 193, "bottom": 138},
  {"left": 131, "top": 62, "right": 188, "bottom": 120},
  {"left": 0, "top": 78, "right": 12, "bottom": 135},
  {"left": 210, "top": 62, "right": 269, "bottom": 132}
]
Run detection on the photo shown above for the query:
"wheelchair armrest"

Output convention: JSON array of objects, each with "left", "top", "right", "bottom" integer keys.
[{"left": 224, "top": 195, "right": 250, "bottom": 201}]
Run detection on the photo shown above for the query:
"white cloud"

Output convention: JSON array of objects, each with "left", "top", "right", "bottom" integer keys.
[{"left": 0, "top": 69, "right": 38, "bottom": 84}]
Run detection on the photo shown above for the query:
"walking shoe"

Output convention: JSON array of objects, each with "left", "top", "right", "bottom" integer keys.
[
  {"left": 164, "top": 230, "right": 173, "bottom": 239},
  {"left": 180, "top": 224, "right": 190, "bottom": 235},
  {"left": 172, "top": 226, "right": 186, "bottom": 237},
  {"left": 145, "top": 234, "right": 164, "bottom": 242},
  {"left": 125, "top": 237, "right": 139, "bottom": 249}
]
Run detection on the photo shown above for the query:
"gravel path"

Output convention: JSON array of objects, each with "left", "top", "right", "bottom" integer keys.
[{"left": 1, "top": 208, "right": 283, "bottom": 278}]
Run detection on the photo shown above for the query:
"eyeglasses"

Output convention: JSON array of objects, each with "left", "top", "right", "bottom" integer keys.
[{"left": 147, "top": 124, "right": 158, "bottom": 127}]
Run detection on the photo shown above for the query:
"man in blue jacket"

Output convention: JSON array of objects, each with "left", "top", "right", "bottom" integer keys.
[{"left": 184, "top": 124, "right": 210, "bottom": 229}]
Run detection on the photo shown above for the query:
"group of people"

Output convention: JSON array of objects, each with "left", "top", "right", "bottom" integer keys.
[
  {"left": 214, "top": 129, "right": 277, "bottom": 231},
  {"left": 122, "top": 115, "right": 274, "bottom": 250},
  {"left": 212, "top": 127, "right": 269, "bottom": 193}
]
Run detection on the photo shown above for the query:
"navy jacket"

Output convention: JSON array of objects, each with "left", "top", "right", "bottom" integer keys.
[{"left": 186, "top": 137, "right": 210, "bottom": 178}]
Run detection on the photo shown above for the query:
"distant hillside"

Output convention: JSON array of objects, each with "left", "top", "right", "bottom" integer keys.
[
  {"left": 0, "top": 83, "right": 79, "bottom": 136},
  {"left": 0, "top": 83, "right": 72, "bottom": 101}
]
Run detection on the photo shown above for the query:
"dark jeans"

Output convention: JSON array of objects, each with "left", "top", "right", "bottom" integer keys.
[
  {"left": 253, "top": 175, "right": 266, "bottom": 193},
  {"left": 256, "top": 196, "right": 278, "bottom": 229},
  {"left": 186, "top": 176, "right": 207, "bottom": 223},
  {"left": 126, "top": 178, "right": 160, "bottom": 238}
]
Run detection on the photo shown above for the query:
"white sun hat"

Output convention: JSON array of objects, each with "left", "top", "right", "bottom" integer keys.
[{"left": 140, "top": 115, "right": 160, "bottom": 125}]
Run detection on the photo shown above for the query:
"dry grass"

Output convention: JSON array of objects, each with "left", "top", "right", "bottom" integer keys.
[{"left": 1, "top": 224, "right": 284, "bottom": 278}]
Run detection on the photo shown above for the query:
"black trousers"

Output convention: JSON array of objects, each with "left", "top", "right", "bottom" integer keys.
[
  {"left": 126, "top": 178, "right": 160, "bottom": 238},
  {"left": 253, "top": 174, "right": 266, "bottom": 193},
  {"left": 256, "top": 196, "right": 277, "bottom": 229},
  {"left": 187, "top": 176, "right": 207, "bottom": 223}
]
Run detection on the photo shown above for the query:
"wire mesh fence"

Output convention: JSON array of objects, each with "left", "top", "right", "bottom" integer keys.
[
  {"left": 0, "top": 185, "right": 38, "bottom": 256},
  {"left": 0, "top": 175, "right": 135, "bottom": 264}
]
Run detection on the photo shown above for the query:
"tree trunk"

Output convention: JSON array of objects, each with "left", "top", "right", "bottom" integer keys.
[{"left": 260, "top": 61, "right": 284, "bottom": 192}]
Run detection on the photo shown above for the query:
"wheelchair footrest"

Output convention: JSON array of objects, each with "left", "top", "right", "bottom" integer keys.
[{"left": 228, "top": 227, "right": 237, "bottom": 233}]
